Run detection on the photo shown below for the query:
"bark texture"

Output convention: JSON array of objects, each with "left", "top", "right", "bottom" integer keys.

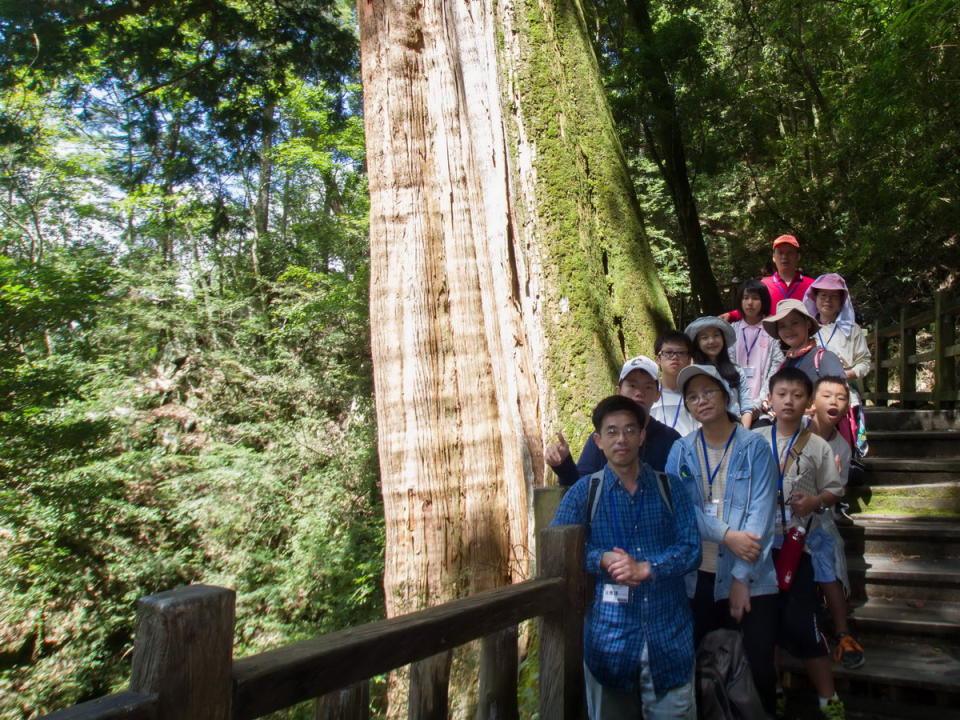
[{"left": 359, "top": 0, "right": 671, "bottom": 713}]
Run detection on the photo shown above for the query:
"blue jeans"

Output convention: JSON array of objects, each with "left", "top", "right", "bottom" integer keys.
[{"left": 584, "top": 643, "right": 695, "bottom": 719}]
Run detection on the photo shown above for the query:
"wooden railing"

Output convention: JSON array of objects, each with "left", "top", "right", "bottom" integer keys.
[
  {"left": 39, "top": 524, "right": 586, "bottom": 720},
  {"left": 864, "top": 289, "right": 960, "bottom": 409}
]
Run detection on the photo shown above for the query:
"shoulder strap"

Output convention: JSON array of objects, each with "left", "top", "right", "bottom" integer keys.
[
  {"left": 814, "top": 348, "right": 825, "bottom": 375},
  {"left": 783, "top": 429, "right": 814, "bottom": 477},
  {"left": 778, "top": 429, "right": 814, "bottom": 526},
  {"left": 654, "top": 471, "right": 674, "bottom": 513},
  {"left": 586, "top": 471, "right": 604, "bottom": 525}
]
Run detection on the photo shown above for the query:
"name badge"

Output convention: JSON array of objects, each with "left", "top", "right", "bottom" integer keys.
[
  {"left": 783, "top": 504, "right": 793, "bottom": 524},
  {"left": 704, "top": 499, "right": 720, "bottom": 518},
  {"left": 602, "top": 583, "right": 630, "bottom": 604},
  {"left": 743, "top": 366, "right": 755, "bottom": 378}
]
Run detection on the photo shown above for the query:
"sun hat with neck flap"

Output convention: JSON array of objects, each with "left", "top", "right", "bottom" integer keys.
[{"left": 803, "top": 273, "right": 857, "bottom": 337}]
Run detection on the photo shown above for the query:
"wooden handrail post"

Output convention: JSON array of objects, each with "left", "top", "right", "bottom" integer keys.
[
  {"left": 538, "top": 525, "right": 585, "bottom": 720},
  {"left": 129, "top": 584, "right": 235, "bottom": 720},
  {"left": 476, "top": 626, "right": 518, "bottom": 720},
  {"left": 316, "top": 682, "right": 370, "bottom": 720},
  {"left": 934, "top": 290, "right": 957, "bottom": 409},
  {"left": 873, "top": 324, "right": 887, "bottom": 407},
  {"left": 408, "top": 650, "right": 452, "bottom": 720},
  {"left": 900, "top": 307, "right": 917, "bottom": 408}
]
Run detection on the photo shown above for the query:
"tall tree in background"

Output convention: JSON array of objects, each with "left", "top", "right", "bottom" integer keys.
[
  {"left": 359, "top": 0, "right": 671, "bottom": 713},
  {"left": 621, "top": 0, "right": 722, "bottom": 314}
]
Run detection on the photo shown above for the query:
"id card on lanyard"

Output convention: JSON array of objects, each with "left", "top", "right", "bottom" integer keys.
[
  {"left": 602, "top": 583, "right": 630, "bottom": 603},
  {"left": 699, "top": 427, "right": 736, "bottom": 515}
]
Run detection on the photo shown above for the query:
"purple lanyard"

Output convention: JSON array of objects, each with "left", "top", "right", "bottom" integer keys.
[
  {"left": 775, "top": 274, "right": 803, "bottom": 299},
  {"left": 740, "top": 325, "right": 763, "bottom": 365}
]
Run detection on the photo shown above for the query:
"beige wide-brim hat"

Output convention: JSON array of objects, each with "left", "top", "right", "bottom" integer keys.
[{"left": 761, "top": 298, "right": 821, "bottom": 339}]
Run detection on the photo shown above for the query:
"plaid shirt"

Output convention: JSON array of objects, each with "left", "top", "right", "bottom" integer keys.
[{"left": 552, "top": 464, "right": 700, "bottom": 694}]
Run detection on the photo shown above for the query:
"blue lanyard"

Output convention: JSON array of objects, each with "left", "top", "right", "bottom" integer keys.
[
  {"left": 741, "top": 325, "right": 763, "bottom": 365},
  {"left": 817, "top": 323, "right": 839, "bottom": 349},
  {"left": 771, "top": 426, "right": 801, "bottom": 493},
  {"left": 698, "top": 427, "right": 737, "bottom": 501},
  {"left": 658, "top": 384, "right": 683, "bottom": 429}
]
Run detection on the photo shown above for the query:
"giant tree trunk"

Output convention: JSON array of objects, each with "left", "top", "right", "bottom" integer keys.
[{"left": 359, "top": 0, "right": 671, "bottom": 714}]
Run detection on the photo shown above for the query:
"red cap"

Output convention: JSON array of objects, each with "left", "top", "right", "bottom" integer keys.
[{"left": 772, "top": 234, "right": 800, "bottom": 249}]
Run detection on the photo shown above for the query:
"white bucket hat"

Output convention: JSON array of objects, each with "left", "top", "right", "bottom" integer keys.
[{"left": 684, "top": 316, "right": 737, "bottom": 349}]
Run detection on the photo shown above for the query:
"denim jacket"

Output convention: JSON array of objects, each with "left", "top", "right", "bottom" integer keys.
[{"left": 665, "top": 425, "right": 778, "bottom": 600}]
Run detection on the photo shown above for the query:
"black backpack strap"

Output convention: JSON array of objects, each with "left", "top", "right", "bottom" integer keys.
[
  {"left": 586, "top": 471, "right": 604, "bottom": 529},
  {"left": 654, "top": 471, "right": 674, "bottom": 513}
]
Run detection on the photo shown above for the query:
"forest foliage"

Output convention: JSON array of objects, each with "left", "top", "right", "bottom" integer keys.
[
  {"left": 0, "top": 0, "right": 957, "bottom": 718},
  {"left": 0, "top": 2, "right": 380, "bottom": 717},
  {"left": 594, "top": 0, "right": 959, "bottom": 318}
]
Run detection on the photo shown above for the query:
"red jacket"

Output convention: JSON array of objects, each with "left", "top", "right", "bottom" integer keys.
[{"left": 728, "top": 272, "right": 815, "bottom": 322}]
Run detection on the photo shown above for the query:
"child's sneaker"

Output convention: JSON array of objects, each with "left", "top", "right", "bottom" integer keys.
[
  {"left": 821, "top": 696, "right": 845, "bottom": 719},
  {"left": 834, "top": 632, "right": 865, "bottom": 669},
  {"left": 775, "top": 688, "right": 786, "bottom": 718}
]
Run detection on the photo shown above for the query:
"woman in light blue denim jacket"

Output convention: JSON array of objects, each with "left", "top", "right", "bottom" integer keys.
[{"left": 665, "top": 364, "right": 779, "bottom": 715}]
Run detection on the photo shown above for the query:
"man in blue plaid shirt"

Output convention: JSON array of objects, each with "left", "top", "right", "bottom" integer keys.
[{"left": 552, "top": 395, "right": 700, "bottom": 719}]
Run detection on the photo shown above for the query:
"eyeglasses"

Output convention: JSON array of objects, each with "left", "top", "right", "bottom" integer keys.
[
  {"left": 657, "top": 351, "right": 689, "bottom": 359},
  {"left": 601, "top": 425, "right": 641, "bottom": 439},
  {"left": 685, "top": 388, "right": 721, "bottom": 404}
]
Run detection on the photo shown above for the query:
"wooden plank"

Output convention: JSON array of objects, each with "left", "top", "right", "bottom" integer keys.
[
  {"left": 872, "top": 324, "right": 902, "bottom": 340},
  {"left": 906, "top": 350, "right": 936, "bottom": 365},
  {"left": 315, "top": 682, "right": 370, "bottom": 720},
  {"left": 903, "top": 308, "right": 937, "bottom": 330},
  {"left": 900, "top": 307, "right": 917, "bottom": 408},
  {"left": 129, "top": 584, "right": 235, "bottom": 720},
  {"left": 935, "top": 290, "right": 958, "bottom": 409},
  {"left": 538, "top": 525, "right": 585, "bottom": 720},
  {"left": 874, "top": 329, "right": 890, "bottom": 407},
  {"left": 475, "top": 626, "right": 518, "bottom": 720},
  {"left": 862, "top": 391, "right": 934, "bottom": 402},
  {"left": 232, "top": 578, "right": 563, "bottom": 720},
  {"left": 408, "top": 651, "right": 452, "bottom": 720},
  {"left": 37, "top": 692, "right": 157, "bottom": 720}
]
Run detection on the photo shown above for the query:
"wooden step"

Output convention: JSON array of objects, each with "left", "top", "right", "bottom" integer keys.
[
  {"left": 847, "top": 481, "right": 960, "bottom": 516},
  {"left": 849, "top": 554, "right": 960, "bottom": 603},
  {"left": 850, "top": 597, "right": 960, "bottom": 642},
  {"left": 840, "top": 516, "right": 960, "bottom": 558},
  {"left": 862, "top": 457, "right": 960, "bottom": 484},
  {"left": 867, "top": 429, "right": 960, "bottom": 458},
  {"left": 781, "top": 638, "right": 960, "bottom": 716},
  {"left": 864, "top": 408, "right": 960, "bottom": 432}
]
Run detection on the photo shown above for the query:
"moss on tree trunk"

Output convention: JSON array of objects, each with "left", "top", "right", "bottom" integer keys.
[{"left": 359, "top": 0, "right": 671, "bottom": 715}]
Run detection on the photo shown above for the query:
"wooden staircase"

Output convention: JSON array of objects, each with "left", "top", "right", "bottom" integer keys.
[{"left": 783, "top": 408, "right": 960, "bottom": 719}]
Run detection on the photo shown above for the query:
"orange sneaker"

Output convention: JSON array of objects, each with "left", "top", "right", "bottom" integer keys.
[{"left": 833, "top": 632, "right": 864, "bottom": 669}]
